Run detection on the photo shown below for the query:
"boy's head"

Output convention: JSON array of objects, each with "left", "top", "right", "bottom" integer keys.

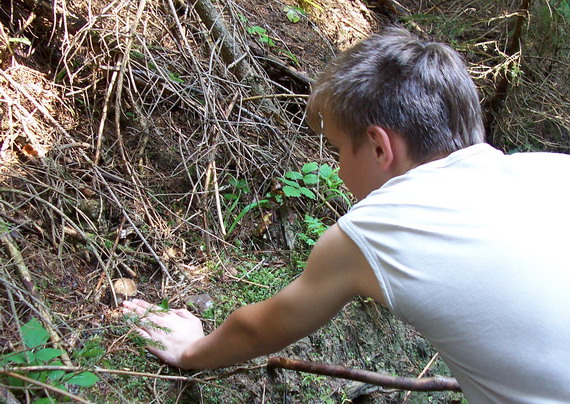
[{"left": 307, "top": 27, "right": 485, "bottom": 163}]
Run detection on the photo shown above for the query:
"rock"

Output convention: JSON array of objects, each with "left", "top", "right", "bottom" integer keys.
[{"left": 186, "top": 293, "right": 213, "bottom": 313}]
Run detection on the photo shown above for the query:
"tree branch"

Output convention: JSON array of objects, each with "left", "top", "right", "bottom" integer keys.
[{"left": 267, "top": 357, "right": 461, "bottom": 392}]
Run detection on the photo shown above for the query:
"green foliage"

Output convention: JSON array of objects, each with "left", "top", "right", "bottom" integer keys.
[
  {"left": 281, "top": 162, "right": 320, "bottom": 199},
  {"left": 158, "top": 297, "right": 170, "bottom": 310},
  {"left": 284, "top": 6, "right": 306, "bottom": 23},
  {"left": 298, "top": 215, "right": 328, "bottom": 246},
  {"left": 223, "top": 176, "right": 271, "bottom": 236},
  {"left": 244, "top": 24, "right": 276, "bottom": 47},
  {"left": 202, "top": 252, "right": 302, "bottom": 325},
  {"left": 0, "top": 318, "right": 100, "bottom": 401},
  {"left": 280, "top": 162, "right": 351, "bottom": 206},
  {"left": 537, "top": 0, "right": 570, "bottom": 49},
  {"left": 554, "top": 0, "right": 570, "bottom": 21},
  {"left": 239, "top": 13, "right": 301, "bottom": 66},
  {"left": 222, "top": 163, "right": 349, "bottom": 239}
]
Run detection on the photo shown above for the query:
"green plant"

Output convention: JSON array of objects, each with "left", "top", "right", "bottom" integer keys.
[
  {"left": 239, "top": 13, "right": 301, "bottom": 66},
  {"left": 280, "top": 162, "right": 320, "bottom": 199},
  {"left": 278, "top": 48, "right": 301, "bottom": 67},
  {"left": 245, "top": 25, "right": 275, "bottom": 46},
  {"left": 1, "top": 318, "right": 99, "bottom": 402},
  {"left": 280, "top": 162, "right": 351, "bottom": 206},
  {"left": 298, "top": 215, "right": 328, "bottom": 246},
  {"left": 284, "top": 6, "right": 306, "bottom": 23},
  {"left": 223, "top": 176, "right": 271, "bottom": 236}
]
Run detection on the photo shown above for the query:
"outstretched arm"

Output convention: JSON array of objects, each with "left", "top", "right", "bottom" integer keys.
[{"left": 122, "top": 224, "right": 384, "bottom": 369}]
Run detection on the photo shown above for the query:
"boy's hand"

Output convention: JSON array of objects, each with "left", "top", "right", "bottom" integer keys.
[{"left": 122, "top": 299, "right": 204, "bottom": 369}]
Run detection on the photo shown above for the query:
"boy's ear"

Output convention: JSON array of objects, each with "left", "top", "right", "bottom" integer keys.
[{"left": 366, "top": 126, "right": 395, "bottom": 170}]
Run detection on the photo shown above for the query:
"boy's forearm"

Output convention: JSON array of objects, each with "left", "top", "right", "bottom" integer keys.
[{"left": 181, "top": 303, "right": 279, "bottom": 369}]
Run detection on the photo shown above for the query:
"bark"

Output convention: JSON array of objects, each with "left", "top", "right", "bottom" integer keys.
[
  {"left": 187, "top": 0, "right": 251, "bottom": 82},
  {"left": 484, "top": 0, "right": 532, "bottom": 146}
]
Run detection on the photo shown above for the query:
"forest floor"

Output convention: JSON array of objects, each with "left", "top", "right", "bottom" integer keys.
[{"left": 1, "top": 0, "right": 569, "bottom": 403}]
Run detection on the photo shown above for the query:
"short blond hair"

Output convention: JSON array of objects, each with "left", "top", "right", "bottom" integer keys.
[{"left": 308, "top": 27, "right": 485, "bottom": 162}]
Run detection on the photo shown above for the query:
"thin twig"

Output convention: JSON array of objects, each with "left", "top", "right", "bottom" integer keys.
[{"left": 402, "top": 352, "right": 441, "bottom": 403}]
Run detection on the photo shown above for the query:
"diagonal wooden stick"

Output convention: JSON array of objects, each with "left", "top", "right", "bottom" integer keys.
[{"left": 267, "top": 357, "right": 461, "bottom": 392}]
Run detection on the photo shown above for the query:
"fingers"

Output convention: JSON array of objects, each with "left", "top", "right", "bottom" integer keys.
[
  {"left": 122, "top": 299, "right": 163, "bottom": 317},
  {"left": 123, "top": 299, "right": 155, "bottom": 311},
  {"left": 173, "top": 308, "right": 197, "bottom": 320},
  {"left": 133, "top": 325, "right": 151, "bottom": 340}
]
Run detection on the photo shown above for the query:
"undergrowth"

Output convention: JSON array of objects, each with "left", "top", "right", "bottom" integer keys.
[{"left": 0, "top": 0, "right": 568, "bottom": 402}]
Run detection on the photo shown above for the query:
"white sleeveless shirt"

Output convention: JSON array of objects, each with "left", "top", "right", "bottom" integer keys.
[{"left": 338, "top": 143, "right": 570, "bottom": 403}]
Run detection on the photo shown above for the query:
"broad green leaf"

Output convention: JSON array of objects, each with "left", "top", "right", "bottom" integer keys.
[
  {"left": 301, "top": 162, "right": 319, "bottom": 173},
  {"left": 302, "top": 174, "right": 319, "bottom": 185},
  {"left": 299, "top": 187, "right": 316, "bottom": 199},
  {"left": 285, "top": 171, "right": 303, "bottom": 180},
  {"left": 282, "top": 185, "right": 302, "bottom": 198},
  {"left": 259, "top": 35, "right": 275, "bottom": 47},
  {"left": 319, "top": 164, "right": 333, "bottom": 179},
  {"left": 36, "top": 348, "right": 65, "bottom": 362},
  {"left": 7, "top": 375, "right": 24, "bottom": 387},
  {"left": 223, "top": 193, "right": 238, "bottom": 201},
  {"left": 1, "top": 351, "right": 28, "bottom": 365},
  {"left": 22, "top": 318, "right": 49, "bottom": 348},
  {"left": 246, "top": 26, "right": 267, "bottom": 35},
  {"left": 47, "top": 368, "right": 67, "bottom": 382},
  {"left": 280, "top": 177, "right": 301, "bottom": 187},
  {"left": 29, "top": 371, "right": 48, "bottom": 382},
  {"left": 66, "top": 371, "right": 99, "bottom": 387}
]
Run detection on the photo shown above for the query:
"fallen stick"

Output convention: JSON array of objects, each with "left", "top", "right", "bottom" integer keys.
[{"left": 267, "top": 357, "right": 461, "bottom": 392}]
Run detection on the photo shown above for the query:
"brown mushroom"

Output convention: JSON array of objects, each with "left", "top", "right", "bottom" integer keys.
[{"left": 113, "top": 278, "right": 137, "bottom": 297}]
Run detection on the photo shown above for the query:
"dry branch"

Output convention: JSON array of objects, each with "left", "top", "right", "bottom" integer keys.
[
  {"left": 183, "top": 0, "right": 280, "bottom": 114},
  {"left": 2, "top": 0, "right": 86, "bottom": 35},
  {"left": 2, "top": 371, "right": 91, "bottom": 404},
  {"left": 186, "top": 0, "right": 251, "bottom": 82},
  {"left": 267, "top": 357, "right": 461, "bottom": 392}
]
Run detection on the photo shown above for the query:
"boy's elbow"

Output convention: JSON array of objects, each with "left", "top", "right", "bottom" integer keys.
[{"left": 229, "top": 302, "right": 289, "bottom": 356}]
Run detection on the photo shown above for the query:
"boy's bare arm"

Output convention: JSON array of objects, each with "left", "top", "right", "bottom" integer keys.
[{"left": 123, "top": 224, "right": 384, "bottom": 369}]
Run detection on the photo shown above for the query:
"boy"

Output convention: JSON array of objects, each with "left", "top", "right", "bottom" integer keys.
[{"left": 123, "top": 28, "right": 570, "bottom": 402}]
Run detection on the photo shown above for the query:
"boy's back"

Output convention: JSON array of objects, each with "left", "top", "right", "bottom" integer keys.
[{"left": 339, "top": 143, "right": 570, "bottom": 402}]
